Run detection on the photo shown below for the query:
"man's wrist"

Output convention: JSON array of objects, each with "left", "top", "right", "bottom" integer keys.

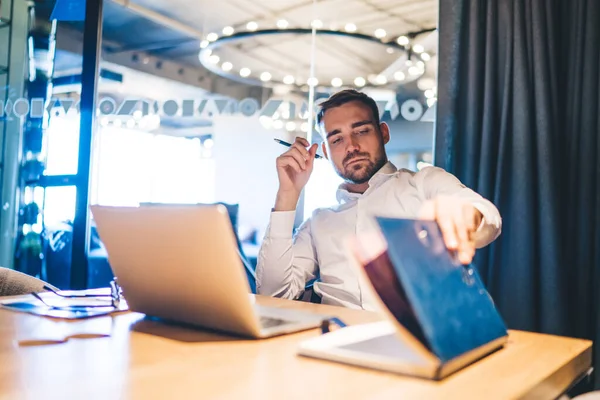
[{"left": 274, "top": 190, "right": 301, "bottom": 211}]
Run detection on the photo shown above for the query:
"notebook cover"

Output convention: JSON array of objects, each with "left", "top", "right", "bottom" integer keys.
[{"left": 372, "top": 217, "right": 508, "bottom": 363}]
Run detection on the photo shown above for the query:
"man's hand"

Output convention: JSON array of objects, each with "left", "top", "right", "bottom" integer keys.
[
  {"left": 418, "top": 196, "right": 483, "bottom": 265},
  {"left": 274, "top": 137, "right": 319, "bottom": 211}
]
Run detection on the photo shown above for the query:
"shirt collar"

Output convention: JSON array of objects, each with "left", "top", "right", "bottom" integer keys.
[{"left": 335, "top": 161, "right": 398, "bottom": 204}]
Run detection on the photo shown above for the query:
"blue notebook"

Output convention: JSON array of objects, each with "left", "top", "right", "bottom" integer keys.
[{"left": 298, "top": 218, "right": 508, "bottom": 379}]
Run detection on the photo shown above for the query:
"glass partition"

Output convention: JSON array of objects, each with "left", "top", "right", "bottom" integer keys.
[{"left": 0, "top": 0, "right": 439, "bottom": 289}]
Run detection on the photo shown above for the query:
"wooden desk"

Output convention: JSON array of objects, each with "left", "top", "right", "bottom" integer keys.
[{"left": 0, "top": 295, "right": 592, "bottom": 400}]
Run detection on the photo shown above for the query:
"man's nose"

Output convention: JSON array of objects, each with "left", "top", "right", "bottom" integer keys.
[{"left": 345, "top": 136, "right": 360, "bottom": 153}]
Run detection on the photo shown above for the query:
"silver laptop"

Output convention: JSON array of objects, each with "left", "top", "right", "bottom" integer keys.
[{"left": 90, "top": 204, "right": 325, "bottom": 338}]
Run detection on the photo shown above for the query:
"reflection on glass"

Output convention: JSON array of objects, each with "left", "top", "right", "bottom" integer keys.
[
  {"left": 43, "top": 186, "right": 77, "bottom": 226},
  {"left": 44, "top": 113, "right": 80, "bottom": 176},
  {"left": 91, "top": 126, "right": 215, "bottom": 206}
]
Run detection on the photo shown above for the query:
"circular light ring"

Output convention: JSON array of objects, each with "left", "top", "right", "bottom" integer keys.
[{"left": 198, "top": 28, "right": 419, "bottom": 89}]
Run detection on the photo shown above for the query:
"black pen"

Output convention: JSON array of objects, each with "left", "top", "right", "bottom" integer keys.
[{"left": 274, "top": 138, "right": 323, "bottom": 159}]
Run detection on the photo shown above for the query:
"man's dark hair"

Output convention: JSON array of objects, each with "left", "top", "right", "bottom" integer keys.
[{"left": 316, "top": 89, "right": 381, "bottom": 128}]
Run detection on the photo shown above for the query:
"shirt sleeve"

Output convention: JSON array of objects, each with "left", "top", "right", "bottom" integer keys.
[
  {"left": 256, "top": 210, "right": 318, "bottom": 299},
  {"left": 416, "top": 166, "right": 502, "bottom": 248}
]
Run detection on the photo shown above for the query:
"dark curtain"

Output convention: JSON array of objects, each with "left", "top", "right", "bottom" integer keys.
[{"left": 435, "top": 0, "right": 600, "bottom": 387}]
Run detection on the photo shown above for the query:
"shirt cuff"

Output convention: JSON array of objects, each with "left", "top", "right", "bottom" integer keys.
[
  {"left": 471, "top": 201, "right": 501, "bottom": 231},
  {"left": 267, "top": 210, "right": 296, "bottom": 239}
]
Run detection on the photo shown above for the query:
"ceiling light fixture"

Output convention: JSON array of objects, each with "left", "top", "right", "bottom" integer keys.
[{"left": 197, "top": 26, "right": 435, "bottom": 89}]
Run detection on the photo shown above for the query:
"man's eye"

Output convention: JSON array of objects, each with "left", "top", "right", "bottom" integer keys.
[{"left": 332, "top": 137, "right": 342, "bottom": 144}]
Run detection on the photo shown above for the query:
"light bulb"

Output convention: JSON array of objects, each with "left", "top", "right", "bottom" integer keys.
[
  {"left": 247, "top": 21, "right": 258, "bottom": 31},
  {"left": 222, "top": 26, "right": 234, "bottom": 36},
  {"left": 331, "top": 77, "right": 343, "bottom": 87},
  {"left": 206, "top": 32, "right": 218, "bottom": 42},
  {"left": 374, "top": 29, "right": 386, "bottom": 38},
  {"left": 397, "top": 36, "right": 409, "bottom": 46},
  {"left": 375, "top": 75, "right": 387, "bottom": 85},
  {"left": 283, "top": 75, "right": 295, "bottom": 85},
  {"left": 345, "top": 23, "right": 357, "bottom": 32},
  {"left": 260, "top": 72, "right": 272, "bottom": 81},
  {"left": 240, "top": 68, "right": 251, "bottom": 77},
  {"left": 277, "top": 19, "right": 289, "bottom": 29},
  {"left": 222, "top": 62, "right": 232, "bottom": 71},
  {"left": 354, "top": 77, "right": 366, "bottom": 87},
  {"left": 394, "top": 71, "right": 405, "bottom": 81}
]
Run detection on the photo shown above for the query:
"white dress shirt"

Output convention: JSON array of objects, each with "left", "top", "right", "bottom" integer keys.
[{"left": 256, "top": 162, "right": 502, "bottom": 309}]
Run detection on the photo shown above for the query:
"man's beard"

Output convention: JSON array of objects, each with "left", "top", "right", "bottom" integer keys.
[{"left": 336, "top": 150, "right": 387, "bottom": 184}]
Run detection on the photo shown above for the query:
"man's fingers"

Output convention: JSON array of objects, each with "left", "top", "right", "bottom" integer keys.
[
  {"left": 436, "top": 202, "right": 459, "bottom": 251},
  {"left": 276, "top": 156, "right": 302, "bottom": 174},
  {"left": 458, "top": 244, "right": 475, "bottom": 265},
  {"left": 285, "top": 147, "right": 308, "bottom": 170},
  {"left": 452, "top": 207, "right": 470, "bottom": 249},
  {"left": 291, "top": 142, "right": 310, "bottom": 160},
  {"left": 295, "top": 137, "right": 310, "bottom": 148},
  {"left": 306, "top": 144, "right": 319, "bottom": 168},
  {"left": 463, "top": 204, "right": 479, "bottom": 233}
]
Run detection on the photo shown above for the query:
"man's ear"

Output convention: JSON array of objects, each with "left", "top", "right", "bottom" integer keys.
[
  {"left": 380, "top": 122, "right": 390, "bottom": 145},
  {"left": 322, "top": 142, "right": 329, "bottom": 160}
]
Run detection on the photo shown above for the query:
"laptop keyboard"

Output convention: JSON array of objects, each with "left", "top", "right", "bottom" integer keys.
[{"left": 259, "top": 316, "right": 290, "bottom": 329}]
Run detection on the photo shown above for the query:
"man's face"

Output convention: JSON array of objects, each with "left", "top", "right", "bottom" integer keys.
[{"left": 321, "top": 101, "right": 390, "bottom": 184}]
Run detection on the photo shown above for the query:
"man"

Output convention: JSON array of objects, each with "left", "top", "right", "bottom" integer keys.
[{"left": 256, "top": 89, "right": 501, "bottom": 309}]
